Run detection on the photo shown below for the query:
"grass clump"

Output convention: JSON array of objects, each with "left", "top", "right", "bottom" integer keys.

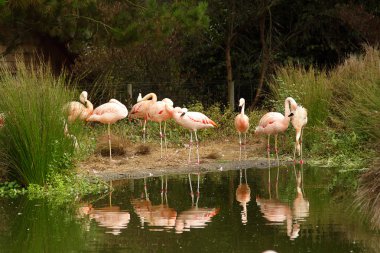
[{"left": 0, "top": 59, "right": 84, "bottom": 186}]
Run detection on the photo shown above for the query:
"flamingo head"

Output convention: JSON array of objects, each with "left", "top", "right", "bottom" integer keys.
[
  {"left": 239, "top": 98, "right": 245, "bottom": 107},
  {"left": 180, "top": 108, "right": 188, "bottom": 117},
  {"left": 79, "top": 91, "right": 88, "bottom": 104},
  {"left": 137, "top": 93, "right": 142, "bottom": 102}
]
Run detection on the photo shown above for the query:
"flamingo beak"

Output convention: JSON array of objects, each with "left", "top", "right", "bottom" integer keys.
[
  {"left": 288, "top": 112, "right": 294, "bottom": 117},
  {"left": 180, "top": 112, "right": 186, "bottom": 117}
]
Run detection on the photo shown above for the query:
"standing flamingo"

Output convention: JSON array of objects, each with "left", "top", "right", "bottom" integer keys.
[
  {"left": 147, "top": 98, "right": 174, "bottom": 159},
  {"left": 87, "top": 99, "right": 128, "bottom": 161},
  {"left": 167, "top": 105, "right": 217, "bottom": 164},
  {"left": 255, "top": 97, "right": 297, "bottom": 166},
  {"left": 291, "top": 105, "right": 308, "bottom": 164},
  {"left": 65, "top": 91, "right": 94, "bottom": 123},
  {"left": 129, "top": 93, "right": 157, "bottom": 142},
  {"left": 234, "top": 98, "right": 250, "bottom": 160}
]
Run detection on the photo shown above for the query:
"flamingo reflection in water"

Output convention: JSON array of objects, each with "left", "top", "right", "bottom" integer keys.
[
  {"left": 131, "top": 176, "right": 177, "bottom": 231},
  {"left": 236, "top": 169, "right": 251, "bottom": 225},
  {"left": 79, "top": 182, "right": 131, "bottom": 235},
  {"left": 175, "top": 173, "right": 220, "bottom": 233},
  {"left": 256, "top": 162, "right": 309, "bottom": 240}
]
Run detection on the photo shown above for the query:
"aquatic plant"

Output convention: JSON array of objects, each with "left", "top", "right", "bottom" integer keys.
[{"left": 0, "top": 59, "right": 84, "bottom": 185}]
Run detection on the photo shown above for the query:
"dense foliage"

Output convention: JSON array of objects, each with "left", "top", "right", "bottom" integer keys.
[{"left": 1, "top": 0, "right": 379, "bottom": 106}]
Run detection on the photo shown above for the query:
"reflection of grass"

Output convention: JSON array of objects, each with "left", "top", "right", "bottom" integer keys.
[
  {"left": 0, "top": 59, "right": 84, "bottom": 185},
  {"left": 355, "top": 159, "right": 380, "bottom": 230}
]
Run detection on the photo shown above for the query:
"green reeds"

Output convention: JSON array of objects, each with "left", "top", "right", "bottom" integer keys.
[
  {"left": 0, "top": 59, "right": 82, "bottom": 186},
  {"left": 330, "top": 46, "right": 380, "bottom": 142},
  {"left": 270, "top": 65, "right": 332, "bottom": 126}
]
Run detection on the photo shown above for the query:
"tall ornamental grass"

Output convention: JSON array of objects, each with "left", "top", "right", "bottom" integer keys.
[
  {"left": 0, "top": 59, "right": 82, "bottom": 186},
  {"left": 270, "top": 65, "right": 332, "bottom": 126},
  {"left": 330, "top": 46, "right": 380, "bottom": 143}
]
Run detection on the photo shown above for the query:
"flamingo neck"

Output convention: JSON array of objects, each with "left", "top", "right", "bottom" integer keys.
[
  {"left": 86, "top": 100, "right": 94, "bottom": 112},
  {"left": 142, "top": 93, "right": 157, "bottom": 102},
  {"left": 240, "top": 103, "right": 245, "bottom": 115}
]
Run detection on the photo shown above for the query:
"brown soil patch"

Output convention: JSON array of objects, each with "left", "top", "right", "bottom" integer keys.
[{"left": 77, "top": 135, "right": 292, "bottom": 181}]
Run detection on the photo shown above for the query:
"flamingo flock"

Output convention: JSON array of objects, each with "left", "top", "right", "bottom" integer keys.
[
  {"left": 62, "top": 91, "right": 308, "bottom": 164},
  {"left": 1, "top": 90, "right": 308, "bottom": 164}
]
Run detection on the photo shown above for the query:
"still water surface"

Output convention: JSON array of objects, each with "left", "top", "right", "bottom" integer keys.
[{"left": 1, "top": 164, "right": 379, "bottom": 253}]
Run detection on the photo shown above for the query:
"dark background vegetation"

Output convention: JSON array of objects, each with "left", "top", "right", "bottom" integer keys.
[{"left": 1, "top": 0, "right": 379, "bottom": 108}]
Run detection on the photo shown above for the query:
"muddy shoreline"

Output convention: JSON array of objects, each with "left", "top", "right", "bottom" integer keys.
[{"left": 84, "top": 158, "right": 293, "bottom": 181}]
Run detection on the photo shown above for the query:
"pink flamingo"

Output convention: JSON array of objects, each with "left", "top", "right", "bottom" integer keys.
[
  {"left": 167, "top": 105, "right": 217, "bottom": 164},
  {"left": 147, "top": 98, "right": 174, "bottom": 159},
  {"left": 291, "top": 105, "right": 308, "bottom": 164},
  {"left": 65, "top": 91, "right": 94, "bottom": 123},
  {"left": 234, "top": 98, "right": 250, "bottom": 160},
  {"left": 87, "top": 99, "right": 128, "bottom": 161},
  {"left": 130, "top": 93, "right": 157, "bottom": 142},
  {"left": 255, "top": 97, "right": 297, "bottom": 165}
]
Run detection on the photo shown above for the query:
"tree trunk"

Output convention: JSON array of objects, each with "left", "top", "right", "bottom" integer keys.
[
  {"left": 253, "top": 11, "right": 270, "bottom": 106},
  {"left": 226, "top": 42, "right": 235, "bottom": 110}
]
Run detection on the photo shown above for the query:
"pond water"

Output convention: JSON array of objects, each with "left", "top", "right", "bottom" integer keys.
[{"left": 1, "top": 164, "right": 379, "bottom": 253}]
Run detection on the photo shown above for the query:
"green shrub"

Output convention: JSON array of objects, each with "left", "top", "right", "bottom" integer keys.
[{"left": 0, "top": 59, "right": 84, "bottom": 186}]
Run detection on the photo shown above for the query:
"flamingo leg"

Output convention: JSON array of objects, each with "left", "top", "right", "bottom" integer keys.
[
  {"left": 244, "top": 169, "right": 247, "bottom": 184},
  {"left": 159, "top": 122, "right": 163, "bottom": 159},
  {"left": 239, "top": 169, "right": 242, "bottom": 185},
  {"left": 300, "top": 128, "right": 304, "bottom": 164},
  {"left": 244, "top": 132, "right": 247, "bottom": 159},
  {"left": 164, "top": 121, "right": 168, "bottom": 158},
  {"left": 188, "top": 174, "right": 194, "bottom": 206},
  {"left": 194, "top": 130, "right": 200, "bottom": 164},
  {"left": 267, "top": 135, "right": 271, "bottom": 194},
  {"left": 196, "top": 173, "right": 200, "bottom": 205},
  {"left": 275, "top": 134, "right": 279, "bottom": 182},
  {"left": 188, "top": 131, "right": 193, "bottom": 164},
  {"left": 143, "top": 119, "right": 147, "bottom": 143},
  {"left": 239, "top": 132, "right": 242, "bottom": 161},
  {"left": 108, "top": 123, "right": 112, "bottom": 161}
]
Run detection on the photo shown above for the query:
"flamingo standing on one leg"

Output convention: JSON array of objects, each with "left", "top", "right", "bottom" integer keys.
[
  {"left": 291, "top": 105, "right": 308, "bottom": 164},
  {"left": 234, "top": 98, "right": 250, "bottom": 160},
  {"left": 255, "top": 97, "right": 297, "bottom": 169},
  {"left": 167, "top": 105, "right": 217, "bottom": 164},
  {"left": 87, "top": 99, "right": 128, "bottom": 161},
  {"left": 129, "top": 93, "right": 157, "bottom": 143},
  {"left": 147, "top": 98, "right": 174, "bottom": 159}
]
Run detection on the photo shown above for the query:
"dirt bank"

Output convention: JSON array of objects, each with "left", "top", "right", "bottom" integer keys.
[{"left": 77, "top": 136, "right": 294, "bottom": 181}]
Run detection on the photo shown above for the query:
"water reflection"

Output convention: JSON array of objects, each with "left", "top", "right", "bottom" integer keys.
[
  {"left": 256, "top": 163, "right": 309, "bottom": 240},
  {"left": 236, "top": 169, "right": 251, "bottom": 225},
  {"left": 132, "top": 176, "right": 177, "bottom": 231},
  {"left": 81, "top": 185, "right": 131, "bottom": 235},
  {"left": 175, "top": 173, "right": 220, "bottom": 233}
]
